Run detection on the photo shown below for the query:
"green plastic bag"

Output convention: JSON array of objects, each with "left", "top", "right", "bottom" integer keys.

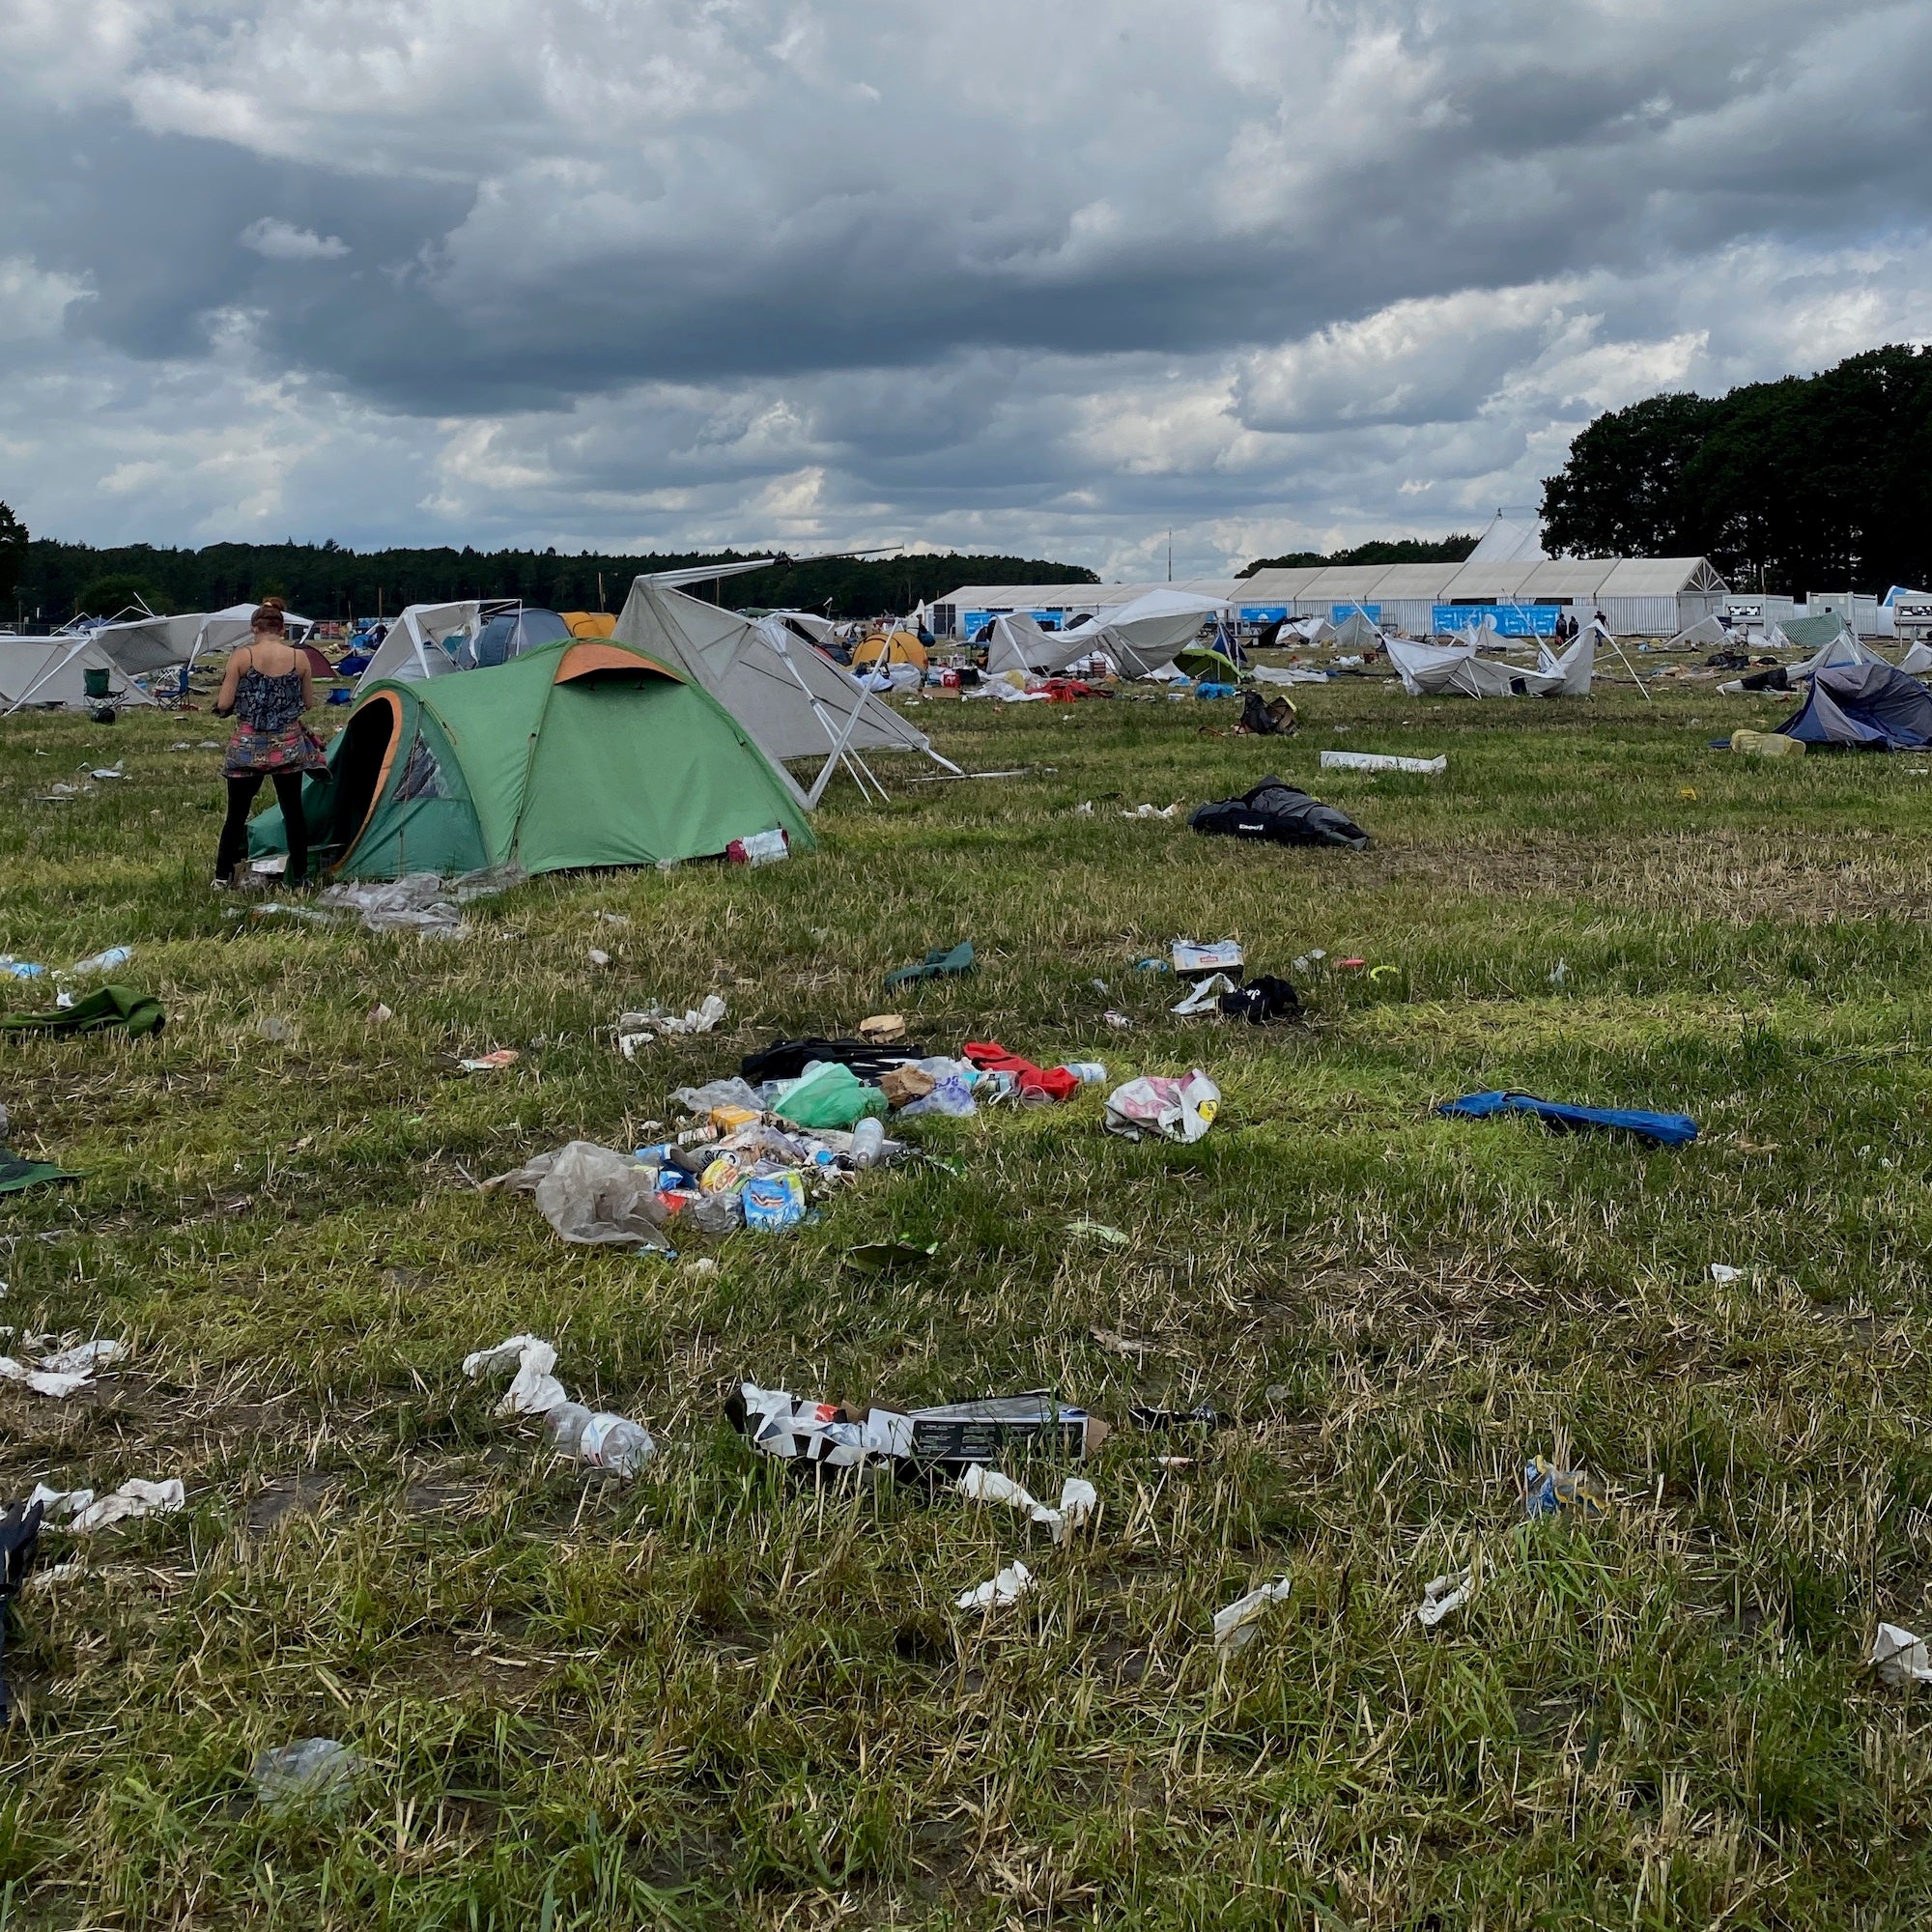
[{"left": 771, "top": 1062, "right": 887, "bottom": 1130}]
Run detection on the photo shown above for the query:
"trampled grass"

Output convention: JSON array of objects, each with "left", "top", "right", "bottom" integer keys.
[{"left": 4, "top": 671, "right": 1932, "bottom": 1926}]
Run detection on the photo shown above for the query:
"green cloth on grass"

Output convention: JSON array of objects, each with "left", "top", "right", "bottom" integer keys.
[
  {"left": 0, "top": 1152, "right": 79, "bottom": 1194},
  {"left": 0, "top": 984, "right": 164, "bottom": 1039},
  {"left": 883, "top": 941, "right": 976, "bottom": 990}
]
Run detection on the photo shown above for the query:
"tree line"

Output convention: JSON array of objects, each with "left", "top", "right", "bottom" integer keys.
[
  {"left": 0, "top": 527, "right": 1097, "bottom": 630},
  {"left": 1240, "top": 534, "right": 1477, "bottom": 576},
  {"left": 1541, "top": 345, "right": 1932, "bottom": 594}
]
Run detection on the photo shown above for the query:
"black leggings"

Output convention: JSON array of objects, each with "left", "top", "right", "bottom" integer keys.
[{"left": 215, "top": 772, "right": 307, "bottom": 885}]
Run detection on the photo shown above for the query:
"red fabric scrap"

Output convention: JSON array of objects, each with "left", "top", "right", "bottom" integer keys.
[{"left": 962, "top": 1040, "right": 1080, "bottom": 1102}]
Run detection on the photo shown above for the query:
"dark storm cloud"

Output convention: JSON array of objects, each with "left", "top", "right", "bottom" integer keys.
[{"left": 0, "top": 0, "right": 1928, "bottom": 563}]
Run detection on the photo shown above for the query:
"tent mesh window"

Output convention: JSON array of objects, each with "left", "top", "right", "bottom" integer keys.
[{"left": 395, "top": 733, "right": 449, "bottom": 802}]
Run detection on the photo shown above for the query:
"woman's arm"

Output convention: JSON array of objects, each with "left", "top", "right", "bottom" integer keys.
[
  {"left": 212, "top": 646, "right": 249, "bottom": 719},
  {"left": 299, "top": 662, "right": 315, "bottom": 711}
]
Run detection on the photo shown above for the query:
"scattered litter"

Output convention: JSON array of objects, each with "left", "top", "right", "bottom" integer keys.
[
  {"left": 956, "top": 1561, "right": 1033, "bottom": 1612},
  {"left": 1134, "top": 957, "right": 1171, "bottom": 975},
  {"left": 884, "top": 941, "right": 976, "bottom": 990},
  {"left": 1173, "top": 940, "right": 1244, "bottom": 976},
  {"left": 1319, "top": 750, "right": 1446, "bottom": 776},
  {"left": 652, "top": 995, "right": 727, "bottom": 1036},
  {"left": 68, "top": 946, "right": 133, "bottom": 977},
  {"left": 617, "top": 1031, "right": 651, "bottom": 1061},
  {"left": 1730, "top": 728, "right": 1804, "bottom": 759},
  {"left": 742, "top": 1171, "right": 808, "bottom": 1231},
  {"left": 462, "top": 1334, "right": 569, "bottom": 1416},
  {"left": 483, "top": 1143, "right": 672, "bottom": 1249},
  {"left": 1416, "top": 1567, "right": 1475, "bottom": 1630},
  {"left": 1103, "top": 1009, "right": 1132, "bottom": 1029},
  {"left": 1548, "top": 959, "right": 1569, "bottom": 987},
  {"left": 1220, "top": 976, "right": 1301, "bottom": 1023},
  {"left": 843, "top": 1240, "right": 938, "bottom": 1273},
  {"left": 1213, "top": 1577, "right": 1293, "bottom": 1653},
  {"left": 772, "top": 1061, "right": 887, "bottom": 1130},
  {"left": 726, "top": 828, "right": 791, "bottom": 866},
  {"left": 544, "top": 1401, "right": 657, "bottom": 1476},
  {"left": 1067, "top": 1220, "right": 1130, "bottom": 1246},
  {"left": 1131, "top": 1402, "right": 1216, "bottom": 1430},
  {"left": 1437, "top": 1092, "right": 1698, "bottom": 1147},
  {"left": 1089, "top": 1326, "right": 1148, "bottom": 1358},
  {"left": 0, "top": 1339, "right": 124, "bottom": 1400},
  {"left": 1872, "top": 1623, "right": 1932, "bottom": 1687},
  {"left": 593, "top": 911, "right": 631, "bottom": 928},
  {"left": 0, "top": 960, "right": 46, "bottom": 980},
  {"left": 962, "top": 1041, "right": 1079, "bottom": 1103},
  {"left": 252, "top": 1738, "right": 360, "bottom": 1813},
  {"left": 1104, "top": 1069, "right": 1220, "bottom": 1144},
  {"left": 587, "top": 949, "right": 611, "bottom": 968},
  {"left": 1336, "top": 957, "right": 1366, "bottom": 971},
  {"left": 1121, "top": 803, "right": 1179, "bottom": 819},
  {"left": 89, "top": 767, "right": 125, "bottom": 781},
  {"left": 458, "top": 1048, "right": 520, "bottom": 1073},
  {"left": 858, "top": 1013, "right": 907, "bottom": 1045},
  {"left": 1171, "top": 973, "right": 1236, "bottom": 1016},
  {"left": 0, "top": 1149, "right": 80, "bottom": 1196},
  {"left": 957, "top": 1465, "right": 1097, "bottom": 1545},
  {"left": 1709, "top": 1263, "right": 1747, "bottom": 1284},
  {"left": 879, "top": 1063, "right": 936, "bottom": 1108},
  {"left": 1522, "top": 1456, "right": 1610, "bottom": 1518},
  {"left": 0, "top": 984, "right": 163, "bottom": 1039},
  {"left": 1190, "top": 778, "right": 1371, "bottom": 850},
  {"left": 256, "top": 1016, "right": 295, "bottom": 1044},
  {"left": 320, "top": 865, "right": 523, "bottom": 936},
  {"left": 1290, "top": 949, "right": 1326, "bottom": 975},
  {"left": 30, "top": 1477, "right": 185, "bottom": 1534},
  {"left": 365, "top": 1002, "right": 392, "bottom": 1024},
  {"left": 733, "top": 1384, "right": 1106, "bottom": 1471},
  {"left": 243, "top": 901, "right": 335, "bottom": 924}
]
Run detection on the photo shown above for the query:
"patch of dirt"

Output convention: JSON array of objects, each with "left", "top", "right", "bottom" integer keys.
[{"left": 245, "top": 1470, "right": 341, "bottom": 1535}]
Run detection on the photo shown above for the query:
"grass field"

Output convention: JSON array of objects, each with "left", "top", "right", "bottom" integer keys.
[{"left": 4, "top": 668, "right": 1932, "bottom": 1929}]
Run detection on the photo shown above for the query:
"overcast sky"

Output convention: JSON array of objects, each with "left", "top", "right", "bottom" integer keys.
[{"left": 3, "top": 0, "right": 1928, "bottom": 577}]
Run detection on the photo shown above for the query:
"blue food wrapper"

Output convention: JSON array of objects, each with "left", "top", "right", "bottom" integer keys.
[{"left": 743, "top": 1171, "right": 807, "bottom": 1231}]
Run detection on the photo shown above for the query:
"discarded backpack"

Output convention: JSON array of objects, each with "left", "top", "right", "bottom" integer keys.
[
  {"left": 1189, "top": 778, "right": 1370, "bottom": 852},
  {"left": 741, "top": 1037, "right": 924, "bottom": 1085},
  {"left": 1236, "top": 692, "right": 1297, "bottom": 737},
  {"left": 0, "top": 1498, "right": 43, "bottom": 1724}
]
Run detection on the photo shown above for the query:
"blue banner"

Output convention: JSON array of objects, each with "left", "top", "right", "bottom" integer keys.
[
  {"left": 1433, "top": 603, "right": 1560, "bottom": 638},
  {"left": 1237, "top": 604, "right": 1289, "bottom": 623},
  {"left": 1330, "top": 604, "right": 1381, "bottom": 622}
]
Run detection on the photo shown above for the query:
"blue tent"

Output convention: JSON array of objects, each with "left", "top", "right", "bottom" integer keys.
[{"left": 1777, "top": 662, "right": 1932, "bottom": 750}]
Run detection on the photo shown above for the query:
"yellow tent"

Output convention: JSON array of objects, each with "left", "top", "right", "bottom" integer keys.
[
  {"left": 853, "top": 629, "right": 927, "bottom": 669},
  {"left": 562, "top": 611, "right": 616, "bottom": 639}
]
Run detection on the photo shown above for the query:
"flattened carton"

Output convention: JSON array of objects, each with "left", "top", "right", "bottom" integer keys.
[{"left": 889, "top": 1391, "right": 1105, "bottom": 1465}]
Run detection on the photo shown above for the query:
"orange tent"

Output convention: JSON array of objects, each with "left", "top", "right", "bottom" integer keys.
[
  {"left": 561, "top": 611, "right": 616, "bottom": 639},
  {"left": 853, "top": 629, "right": 927, "bottom": 669}
]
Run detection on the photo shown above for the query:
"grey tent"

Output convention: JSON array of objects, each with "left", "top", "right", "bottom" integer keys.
[
  {"left": 0, "top": 637, "right": 157, "bottom": 711},
  {"left": 6, "top": 603, "right": 314, "bottom": 713},
  {"left": 1664, "top": 613, "right": 1731, "bottom": 651},
  {"left": 613, "top": 579, "right": 958, "bottom": 805},
  {"left": 1387, "top": 622, "right": 1598, "bottom": 698}
]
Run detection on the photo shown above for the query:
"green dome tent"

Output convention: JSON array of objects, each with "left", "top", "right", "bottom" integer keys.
[{"left": 250, "top": 636, "right": 814, "bottom": 879}]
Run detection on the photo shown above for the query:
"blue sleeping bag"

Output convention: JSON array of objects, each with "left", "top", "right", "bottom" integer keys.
[{"left": 1437, "top": 1091, "right": 1698, "bottom": 1147}]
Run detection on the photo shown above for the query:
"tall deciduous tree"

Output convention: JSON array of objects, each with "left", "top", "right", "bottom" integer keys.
[{"left": 1542, "top": 347, "right": 1932, "bottom": 593}]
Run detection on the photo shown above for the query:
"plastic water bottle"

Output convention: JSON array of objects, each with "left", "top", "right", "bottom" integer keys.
[
  {"left": 848, "top": 1117, "right": 886, "bottom": 1169},
  {"left": 71, "top": 946, "right": 133, "bottom": 975},
  {"left": 1062, "top": 1062, "right": 1108, "bottom": 1086},
  {"left": 543, "top": 1402, "right": 657, "bottom": 1476}
]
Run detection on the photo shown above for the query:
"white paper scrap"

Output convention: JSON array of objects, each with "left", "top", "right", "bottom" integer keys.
[
  {"left": 462, "top": 1333, "right": 568, "bottom": 1416},
  {"left": 955, "top": 1560, "right": 1034, "bottom": 1611},
  {"left": 1213, "top": 1577, "right": 1293, "bottom": 1653}
]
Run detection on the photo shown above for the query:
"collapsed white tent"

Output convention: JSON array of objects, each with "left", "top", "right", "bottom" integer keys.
[
  {"left": 1387, "top": 622, "right": 1598, "bottom": 698},
  {"left": 984, "top": 611, "right": 1080, "bottom": 677},
  {"left": 5, "top": 604, "right": 315, "bottom": 713},
  {"left": 0, "top": 637, "right": 157, "bottom": 711},
  {"left": 1663, "top": 613, "right": 1732, "bottom": 651},
  {"left": 355, "top": 601, "right": 488, "bottom": 689},
  {"left": 1084, "top": 587, "right": 1227, "bottom": 675},
  {"left": 613, "top": 579, "right": 958, "bottom": 806}
]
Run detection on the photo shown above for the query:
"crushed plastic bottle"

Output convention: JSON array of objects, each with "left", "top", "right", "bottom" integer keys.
[
  {"left": 726, "top": 828, "right": 790, "bottom": 866},
  {"left": 543, "top": 1402, "right": 657, "bottom": 1476},
  {"left": 70, "top": 946, "right": 133, "bottom": 976},
  {"left": 252, "top": 1737, "right": 360, "bottom": 1812}
]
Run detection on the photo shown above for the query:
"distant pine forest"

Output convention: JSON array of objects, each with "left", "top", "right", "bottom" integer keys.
[{"left": 7, "top": 541, "right": 1100, "bottom": 630}]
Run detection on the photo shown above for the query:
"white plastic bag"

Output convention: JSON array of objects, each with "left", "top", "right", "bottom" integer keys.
[{"left": 1103, "top": 1069, "right": 1220, "bottom": 1143}]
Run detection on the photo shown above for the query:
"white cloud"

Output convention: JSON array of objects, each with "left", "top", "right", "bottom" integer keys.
[
  {"left": 0, "top": 0, "right": 1927, "bottom": 571},
  {"left": 239, "top": 217, "right": 349, "bottom": 262}
]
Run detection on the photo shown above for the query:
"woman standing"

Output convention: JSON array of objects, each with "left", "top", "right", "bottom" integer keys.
[{"left": 211, "top": 605, "right": 327, "bottom": 888}]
